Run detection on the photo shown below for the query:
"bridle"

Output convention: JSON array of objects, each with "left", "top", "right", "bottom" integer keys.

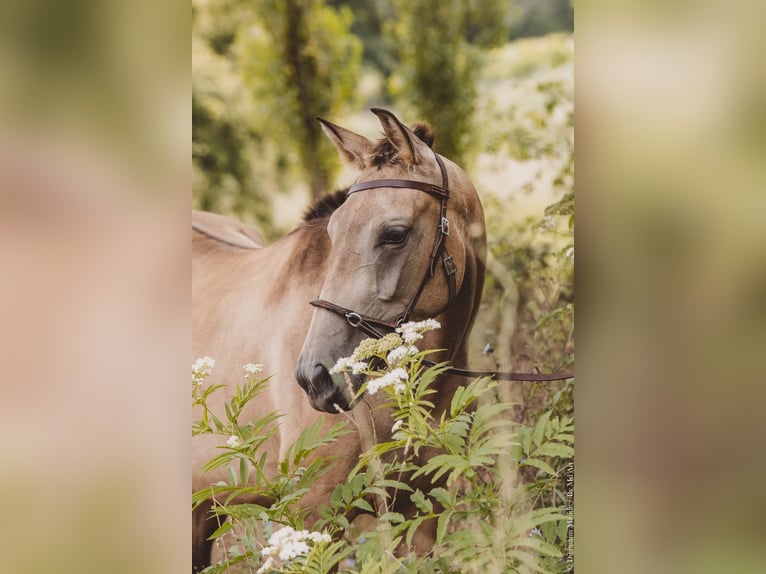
[
  {"left": 310, "top": 151, "right": 573, "bottom": 383},
  {"left": 311, "top": 152, "right": 455, "bottom": 336}
]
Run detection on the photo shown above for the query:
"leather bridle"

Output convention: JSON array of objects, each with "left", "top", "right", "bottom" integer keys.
[
  {"left": 310, "top": 151, "right": 573, "bottom": 383},
  {"left": 311, "top": 152, "right": 456, "bottom": 337}
]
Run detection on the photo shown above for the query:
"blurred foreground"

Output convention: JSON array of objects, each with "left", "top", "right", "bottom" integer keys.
[
  {"left": 0, "top": 0, "right": 764, "bottom": 573},
  {"left": 0, "top": 1, "right": 189, "bottom": 572}
]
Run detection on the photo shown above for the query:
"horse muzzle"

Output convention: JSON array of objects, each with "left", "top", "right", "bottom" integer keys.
[{"left": 295, "top": 363, "right": 360, "bottom": 413}]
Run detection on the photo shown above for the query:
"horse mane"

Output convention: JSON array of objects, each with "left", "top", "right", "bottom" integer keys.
[
  {"left": 371, "top": 121, "right": 435, "bottom": 167},
  {"left": 302, "top": 188, "right": 349, "bottom": 222}
]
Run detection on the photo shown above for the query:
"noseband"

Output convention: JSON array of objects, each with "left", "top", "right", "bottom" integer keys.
[
  {"left": 310, "top": 152, "right": 574, "bottom": 383},
  {"left": 310, "top": 151, "right": 457, "bottom": 339}
]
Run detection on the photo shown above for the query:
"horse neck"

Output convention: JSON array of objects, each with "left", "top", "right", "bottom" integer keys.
[{"left": 272, "top": 221, "right": 331, "bottom": 288}]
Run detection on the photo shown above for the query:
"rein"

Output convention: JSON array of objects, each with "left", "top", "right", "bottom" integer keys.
[{"left": 310, "top": 150, "right": 573, "bottom": 383}]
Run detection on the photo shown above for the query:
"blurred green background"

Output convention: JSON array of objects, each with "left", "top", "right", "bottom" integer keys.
[{"left": 192, "top": 0, "right": 573, "bottom": 232}]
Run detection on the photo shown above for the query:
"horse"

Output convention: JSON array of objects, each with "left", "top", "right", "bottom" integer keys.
[{"left": 192, "top": 108, "right": 487, "bottom": 571}]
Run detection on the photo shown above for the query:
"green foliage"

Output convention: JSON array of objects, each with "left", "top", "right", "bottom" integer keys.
[
  {"left": 238, "top": 0, "right": 362, "bottom": 198},
  {"left": 471, "top": 33, "right": 574, "bottom": 427},
  {"left": 192, "top": 0, "right": 362, "bottom": 237},
  {"left": 326, "top": 0, "right": 397, "bottom": 75},
  {"left": 508, "top": 0, "right": 574, "bottom": 41},
  {"left": 193, "top": 0, "right": 574, "bottom": 245},
  {"left": 192, "top": 0, "right": 280, "bottom": 237},
  {"left": 193, "top": 337, "right": 574, "bottom": 573},
  {"left": 385, "top": 0, "right": 508, "bottom": 165}
]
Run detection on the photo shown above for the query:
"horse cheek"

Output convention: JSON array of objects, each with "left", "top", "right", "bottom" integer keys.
[{"left": 374, "top": 252, "right": 407, "bottom": 303}]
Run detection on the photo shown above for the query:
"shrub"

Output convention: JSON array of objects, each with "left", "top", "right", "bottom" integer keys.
[{"left": 193, "top": 320, "right": 573, "bottom": 573}]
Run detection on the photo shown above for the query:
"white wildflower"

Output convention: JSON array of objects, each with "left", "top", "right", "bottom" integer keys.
[
  {"left": 396, "top": 318, "right": 441, "bottom": 344},
  {"left": 226, "top": 435, "right": 240, "bottom": 448},
  {"left": 329, "top": 356, "right": 349, "bottom": 374},
  {"left": 391, "top": 419, "right": 403, "bottom": 433},
  {"left": 192, "top": 356, "right": 215, "bottom": 383},
  {"left": 398, "top": 329, "right": 422, "bottom": 344},
  {"left": 386, "top": 345, "right": 418, "bottom": 365},
  {"left": 330, "top": 356, "right": 367, "bottom": 375},
  {"left": 259, "top": 526, "right": 331, "bottom": 568},
  {"left": 350, "top": 361, "right": 367, "bottom": 374},
  {"left": 367, "top": 368, "right": 408, "bottom": 395},
  {"left": 307, "top": 531, "right": 332, "bottom": 543},
  {"left": 243, "top": 363, "right": 264, "bottom": 376}
]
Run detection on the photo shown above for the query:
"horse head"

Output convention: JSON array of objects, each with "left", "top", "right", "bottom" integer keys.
[{"left": 296, "top": 108, "right": 486, "bottom": 413}]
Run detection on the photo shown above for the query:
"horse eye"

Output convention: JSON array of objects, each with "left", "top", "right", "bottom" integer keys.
[{"left": 381, "top": 227, "right": 409, "bottom": 245}]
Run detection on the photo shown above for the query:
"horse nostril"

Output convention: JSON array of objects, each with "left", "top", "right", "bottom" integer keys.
[
  {"left": 296, "top": 363, "right": 332, "bottom": 394},
  {"left": 312, "top": 363, "right": 329, "bottom": 381},
  {"left": 295, "top": 363, "right": 352, "bottom": 413}
]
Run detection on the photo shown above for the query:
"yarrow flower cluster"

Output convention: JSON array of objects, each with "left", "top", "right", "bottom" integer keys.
[
  {"left": 367, "top": 368, "right": 408, "bottom": 395},
  {"left": 396, "top": 318, "right": 441, "bottom": 344},
  {"left": 192, "top": 356, "right": 215, "bottom": 385},
  {"left": 386, "top": 344, "right": 418, "bottom": 367},
  {"left": 243, "top": 362, "right": 264, "bottom": 377},
  {"left": 329, "top": 317, "right": 442, "bottom": 398},
  {"left": 330, "top": 333, "right": 401, "bottom": 375},
  {"left": 329, "top": 356, "right": 368, "bottom": 376},
  {"left": 257, "top": 526, "right": 332, "bottom": 573}
]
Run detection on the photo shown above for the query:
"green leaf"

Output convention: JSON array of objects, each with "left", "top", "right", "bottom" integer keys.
[
  {"left": 200, "top": 450, "right": 237, "bottom": 475},
  {"left": 239, "top": 456, "right": 249, "bottom": 485},
  {"left": 207, "top": 520, "right": 233, "bottom": 540},
  {"left": 520, "top": 426, "right": 533, "bottom": 455},
  {"left": 352, "top": 498, "right": 375, "bottom": 513},
  {"left": 375, "top": 479, "right": 414, "bottom": 493},
  {"left": 533, "top": 411, "right": 552, "bottom": 447},
  {"left": 412, "top": 453, "right": 468, "bottom": 483},
  {"left": 428, "top": 487, "right": 453, "bottom": 508},
  {"left": 553, "top": 432, "right": 575, "bottom": 444},
  {"left": 334, "top": 514, "right": 350, "bottom": 529},
  {"left": 379, "top": 512, "right": 405, "bottom": 524},
  {"left": 436, "top": 510, "right": 452, "bottom": 545},
  {"left": 534, "top": 442, "right": 574, "bottom": 459},
  {"left": 520, "top": 457, "right": 557, "bottom": 476},
  {"left": 405, "top": 515, "right": 427, "bottom": 547},
  {"left": 410, "top": 489, "right": 433, "bottom": 514}
]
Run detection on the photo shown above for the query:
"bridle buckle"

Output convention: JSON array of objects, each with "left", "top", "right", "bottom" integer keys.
[
  {"left": 443, "top": 254, "right": 458, "bottom": 276},
  {"left": 440, "top": 217, "right": 450, "bottom": 236},
  {"left": 345, "top": 312, "right": 363, "bottom": 327}
]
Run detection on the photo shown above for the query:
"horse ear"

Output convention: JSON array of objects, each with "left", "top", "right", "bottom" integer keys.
[
  {"left": 370, "top": 108, "right": 431, "bottom": 165},
  {"left": 317, "top": 117, "right": 372, "bottom": 170}
]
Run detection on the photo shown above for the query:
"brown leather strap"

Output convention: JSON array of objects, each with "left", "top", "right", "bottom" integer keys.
[
  {"left": 422, "top": 358, "right": 574, "bottom": 382},
  {"left": 310, "top": 298, "right": 399, "bottom": 338},
  {"left": 311, "top": 299, "right": 574, "bottom": 382},
  {"left": 442, "top": 254, "right": 458, "bottom": 303},
  {"left": 347, "top": 178, "right": 449, "bottom": 199}
]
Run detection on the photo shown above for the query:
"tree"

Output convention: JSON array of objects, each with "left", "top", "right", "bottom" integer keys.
[
  {"left": 386, "top": 0, "right": 508, "bottom": 165},
  {"left": 239, "top": 0, "right": 362, "bottom": 199},
  {"left": 193, "top": 0, "right": 276, "bottom": 233}
]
